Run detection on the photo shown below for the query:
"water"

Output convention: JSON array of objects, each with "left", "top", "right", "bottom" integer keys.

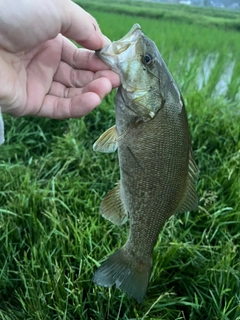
[
  {"left": 194, "top": 52, "right": 238, "bottom": 101},
  {"left": 213, "top": 61, "right": 235, "bottom": 96},
  {"left": 196, "top": 53, "right": 219, "bottom": 91}
]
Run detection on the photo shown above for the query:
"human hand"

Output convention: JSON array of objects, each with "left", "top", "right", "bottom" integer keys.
[{"left": 0, "top": 0, "right": 120, "bottom": 119}]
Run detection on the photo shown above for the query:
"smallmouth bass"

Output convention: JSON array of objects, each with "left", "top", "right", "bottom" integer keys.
[{"left": 93, "top": 24, "right": 198, "bottom": 303}]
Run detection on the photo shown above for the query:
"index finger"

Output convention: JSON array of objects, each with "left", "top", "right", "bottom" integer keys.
[{"left": 61, "top": 37, "right": 112, "bottom": 72}]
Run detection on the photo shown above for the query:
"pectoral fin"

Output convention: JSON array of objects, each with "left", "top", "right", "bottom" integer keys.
[
  {"left": 93, "top": 125, "right": 118, "bottom": 153},
  {"left": 100, "top": 183, "right": 128, "bottom": 225},
  {"left": 177, "top": 149, "right": 199, "bottom": 213}
]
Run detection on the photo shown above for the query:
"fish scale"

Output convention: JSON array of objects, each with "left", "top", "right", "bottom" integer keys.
[
  {"left": 119, "top": 113, "right": 187, "bottom": 246},
  {"left": 92, "top": 24, "right": 198, "bottom": 302}
]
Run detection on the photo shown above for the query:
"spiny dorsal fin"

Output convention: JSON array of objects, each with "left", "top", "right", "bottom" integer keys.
[
  {"left": 93, "top": 125, "right": 118, "bottom": 153},
  {"left": 100, "top": 183, "right": 128, "bottom": 225},
  {"left": 177, "top": 148, "right": 199, "bottom": 213}
]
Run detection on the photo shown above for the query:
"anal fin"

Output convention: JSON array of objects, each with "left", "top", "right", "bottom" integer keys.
[{"left": 100, "top": 183, "right": 128, "bottom": 225}]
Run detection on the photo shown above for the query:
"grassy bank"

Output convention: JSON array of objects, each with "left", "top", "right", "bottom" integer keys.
[{"left": 0, "top": 2, "right": 240, "bottom": 320}]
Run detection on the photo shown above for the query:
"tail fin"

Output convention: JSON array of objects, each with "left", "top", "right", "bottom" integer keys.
[{"left": 93, "top": 248, "right": 152, "bottom": 303}]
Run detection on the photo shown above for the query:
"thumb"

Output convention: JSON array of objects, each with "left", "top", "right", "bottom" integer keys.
[{"left": 60, "top": 1, "right": 110, "bottom": 50}]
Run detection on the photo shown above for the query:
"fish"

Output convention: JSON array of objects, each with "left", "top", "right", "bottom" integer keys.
[{"left": 92, "top": 24, "right": 198, "bottom": 303}]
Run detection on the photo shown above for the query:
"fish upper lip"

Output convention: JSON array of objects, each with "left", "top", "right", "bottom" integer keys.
[
  {"left": 96, "top": 24, "right": 142, "bottom": 57},
  {"left": 117, "top": 23, "right": 142, "bottom": 42}
]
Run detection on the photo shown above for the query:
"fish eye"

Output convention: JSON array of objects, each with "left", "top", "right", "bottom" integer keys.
[{"left": 142, "top": 54, "right": 152, "bottom": 65}]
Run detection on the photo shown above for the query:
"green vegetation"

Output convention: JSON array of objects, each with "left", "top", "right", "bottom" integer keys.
[
  {"left": 78, "top": 0, "right": 240, "bottom": 32},
  {"left": 0, "top": 2, "right": 240, "bottom": 320}
]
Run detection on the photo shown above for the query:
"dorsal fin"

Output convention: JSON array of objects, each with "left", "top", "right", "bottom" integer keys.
[
  {"left": 100, "top": 183, "right": 128, "bottom": 225},
  {"left": 177, "top": 148, "right": 199, "bottom": 213}
]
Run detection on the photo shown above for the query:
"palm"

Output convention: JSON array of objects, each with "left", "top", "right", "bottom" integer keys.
[
  {"left": 12, "top": 36, "right": 62, "bottom": 116},
  {"left": 0, "top": 35, "right": 119, "bottom": 119}
]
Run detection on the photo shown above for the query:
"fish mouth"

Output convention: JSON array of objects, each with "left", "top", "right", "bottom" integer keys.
[{"left": 96, "top": 24, "right": 142, "bottom": 68}]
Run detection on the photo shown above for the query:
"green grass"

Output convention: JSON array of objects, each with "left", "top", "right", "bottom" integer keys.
[{"left": 0, "top": 2, "right": 240, "bottom": 320}]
